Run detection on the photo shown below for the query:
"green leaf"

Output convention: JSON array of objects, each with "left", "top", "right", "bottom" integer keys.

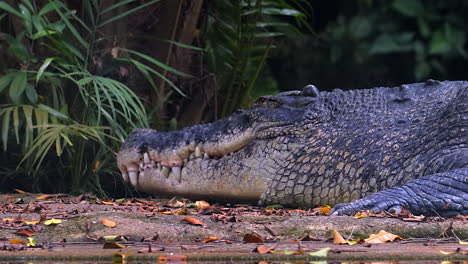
[
  {"left": 9, "top": 71, "right": 28, "bottom": 102},
  {"left": 0, "top": 73, "right": 13, "bottom": 93},
  {"left": 25, "top": 83, "right": 38, "bottom": 103},
  {"left": 37, "top": 104, "right": 70, "bottom": 120},
  {"left": 429, "top": 29, "right": 450, "bottom": 54},
  {"left": 369, "top": 34, "right": 400, "bottom": 54},
  {"left": 1, "top": 108, "right": 12, "bottom": 150},
  {"left": 12, "top": 106, "right": 19, "bottom": 144},
  {"left": 36, "top": 57, "right": 55, "bottom": 83},
  {"left": 349, "top": 16, "right": 371, "bottom": 39},
  {"left": 99, "top": 0, "right": 160, "bottom": 27},
  {"left": 164, "top": 40, "right": 205, "bottom": 51},
  {"left": 0, "top": 2, "right": 23, "bottom": 18},
  {"left": 392, "top": 0, "right": 423, "bottom": 17},
  {"left": 123, "top": 48, "right": 192, "bottom": 77},
  {"left": 50, "top": 1, "right": 89, "bottom": 49},
  {"left": 31, "top": 30, "right": 58, "bottom": 40}
]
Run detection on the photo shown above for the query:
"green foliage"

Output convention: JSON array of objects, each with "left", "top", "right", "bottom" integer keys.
[
  {"left": 0, "top": 0, "right": 168, "bottom": 194},
  {"left": 326, "top": 0, "right": 468, "bottom": 80},
  {"left": 204, "top": 0, "right": 309, "bottom": 117}
]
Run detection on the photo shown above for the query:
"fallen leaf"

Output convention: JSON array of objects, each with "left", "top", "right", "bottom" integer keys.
[
  {"left": 198, "top": 206, "right": 222, "bottom": 215},
  {"left": 35, "top": 194, "right": 54, "bottom": 200},
  {"left": 158, "top": 254, "right": 187, "bottom": 263},
  {"left": 333, "top": 230, "right": 348, "bottom": 244},
  {"left": 253, "top": 246, "right": 273, "bottom": 254},
  {"left": 103, "top": 241, "right": 127, "bottom": 249},
  {"left": 320, "top": 205, "right": 331, "bottom": 214},
  {"left": 364, "top": 230, "right": 402, "bottom": 244},
  {"left": 101, "top": 201, "right": 116, "bottom": 205},
  {"left": 23, "top": 219, "right": 40, "bottom": 225},
  {"left": 459, "top": 240, "right": 468, "bottom": 245},
  {"left": 202, "top": 236, "right": 220, "bottom": 243},
  {"left": 43, "top": 218, "right": 62, "bottom": 225},
  {"left": 27, "top": 237, "right": 36, "bottom": 247},
  {"left": 243, "top": 233, "right": 264, "bottom": 243},
  {"left": 264, "top": 225, "right": 279, "bottom": 236},
  {"left": 14, "top": 228, "right": 35, "bottom": 237},
  {"left": 439, "top": 250, "right": 456, "bottom": 255},
  {"left": 309, "top": 247, "right": 331, "bottom": 257},
  {"left": 195, "top": 200, "right": 210, "bottom": 210},
  {"left": 183, "top": 216, "right": 206, "bottom": 227},
  {"left": 14, "top": 189, "right": 27, "bottom": 194},
  {"left": 354, "top": 211, "right": 369, "bottom": 219},
  {"left": 101, "top": 218, "right": 117, "bottom": 228},
  {"left": 9, "top": 239, "right": 26, "bottom": 244}
]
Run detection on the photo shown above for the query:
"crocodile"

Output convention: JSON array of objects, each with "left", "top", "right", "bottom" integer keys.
[{"left": 117, "top": 80, "right": 468, "bottom": 216}]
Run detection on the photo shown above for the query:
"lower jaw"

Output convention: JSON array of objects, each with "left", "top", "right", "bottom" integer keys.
[{"left": 134, "top": 167, "right": 265, "bottom": 201}]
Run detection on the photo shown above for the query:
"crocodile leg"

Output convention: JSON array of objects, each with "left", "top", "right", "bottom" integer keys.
[{"left": 330, "top": 168, "right": 468, "bottom": 216}]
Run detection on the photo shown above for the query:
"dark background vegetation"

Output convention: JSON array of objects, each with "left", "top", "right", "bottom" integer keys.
[{"left": 0, "top": 0, "right": 467, "bottom": 196}]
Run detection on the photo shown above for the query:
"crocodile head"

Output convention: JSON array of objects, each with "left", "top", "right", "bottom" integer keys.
[{"left": 117, "top": 85, "right": 323, "bottom": 201}]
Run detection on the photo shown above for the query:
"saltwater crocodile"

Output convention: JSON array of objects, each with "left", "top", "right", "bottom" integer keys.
[{"left": 117, "top": 80, "right": 468, "bottom": 216}]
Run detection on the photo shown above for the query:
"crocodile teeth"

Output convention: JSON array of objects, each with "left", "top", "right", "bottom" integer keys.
[
  {"left": 172, "top": 166, "right": 182, "bottom": 183},
  {"left": 189, "top": 153, "right": 195, "bottom": 159},
  {"left": 139, "top": 161, "right": 144, "bottom": 169},
  {"left": 144, "top": 152, "right": 150, "bottom": 164},
  {"left": 204, "top": 153, "right": 209, "bottom": 159},
  {"left": 162, "top": 166, "right": 170, "bottom": 178},
  {"left": 195, "top": 146, "right": 202, "bottom": 158},
  {"left": 122, "top": 172, "right": 129, "bottom": 183},
  {"left": 129, "top": 171, "right": 138, "bottom": 186}
]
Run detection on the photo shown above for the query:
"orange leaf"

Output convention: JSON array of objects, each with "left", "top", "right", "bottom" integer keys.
[
  {"left": 333, "top": 230, "right": 348, "bottom": 244},
  {"left": 9, "top": 239, "right": 26, "bottom": 244},
  {"left": 93, "top": 160, "right": 101, "bottom": 172},
  {"left": 14, "top": 228, "right": 36, "bottom": 237},
  {"left": 195, "top": 200, "right": 210, "bottom": 210},
  {"left": 101, "top": 201, "right": 116, "bottom": 205},
  {"left": 243, "top": 233, "right": 264, "bottom": 243},
  {"left": 14, "top": 189, "right": 27, "bottom": 194},
  {"left": 35, "top": 194, "right": 54, "bottom": 200},
  {"left": 320, "top": 205, "right": 331, "bottom": 214},
  {"left": 254, "top": 246, "right": 272, "bottom": 254},
  {"left": 439, "top": 250, "right": 456, "bottom": 255},
  {"left": 158, "top": 255, "right": 187, "bottom": 263},
  {"left": 100, "top": 218, "right": 117, "bottom": 228},
  {"left": 183, "top": 216, "right": 206, "bottom": 227},
  {"left": 202, "top": 236, "right": 220, "bottom": 243},
  {"left": 364, "top": 230, "right": 402, "bottom": 244}
]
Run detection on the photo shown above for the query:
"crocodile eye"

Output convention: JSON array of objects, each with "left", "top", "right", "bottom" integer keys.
[{"left": 250, "top": 97, "right": 282, "bottom": 109}]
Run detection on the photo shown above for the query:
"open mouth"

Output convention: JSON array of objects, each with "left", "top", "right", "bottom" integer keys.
[{"left": 117, "top": 134, "right": 250, "bottom": 188}]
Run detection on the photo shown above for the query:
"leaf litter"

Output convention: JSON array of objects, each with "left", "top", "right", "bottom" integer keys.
[{"left": 0, "top": 192, "right": 464, "bottom": 256}]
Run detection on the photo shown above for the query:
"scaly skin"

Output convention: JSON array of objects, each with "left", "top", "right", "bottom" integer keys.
[{"left": 117, "top": 80, "right": 468, "bottom": 216}]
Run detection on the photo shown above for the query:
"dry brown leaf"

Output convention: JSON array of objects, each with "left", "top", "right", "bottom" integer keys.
[
  {"left": 243, "top": 233, "right": 264, "bottom": 243},
  {"left": 100, "top": 218, "right": 117, "bottom": 228},
  {"left": 14, "top": 228, "right": 35, "bottom": 237},
  {"left": 333, "top": 230, "right": 348, "bottom": 244},
  {"left": 9, "top": 239, "right": 26, "bottom": 244},
  {"left": 459, "top": 240, "right": 468, "bottom": 245},
  {"left": 354, "top": 211, "right": 369, "bottom": 219},
  {"left": 202, "top": 236, "right": 220, "bottom": 243},
  {"left": 364, "top": 230, "right": 402, "bottom": 244},
  {"left": 195, "top": 200, "right": 210, "bottom": 210},
  {"left": 253, "top": 246, "right": 273, "bottom": 254},
  {"left": 183, "top": 216, "right": 206, "bottom": 227},
  {"left": 101, "top": 201, "right": 116, "bottom": 205}
]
